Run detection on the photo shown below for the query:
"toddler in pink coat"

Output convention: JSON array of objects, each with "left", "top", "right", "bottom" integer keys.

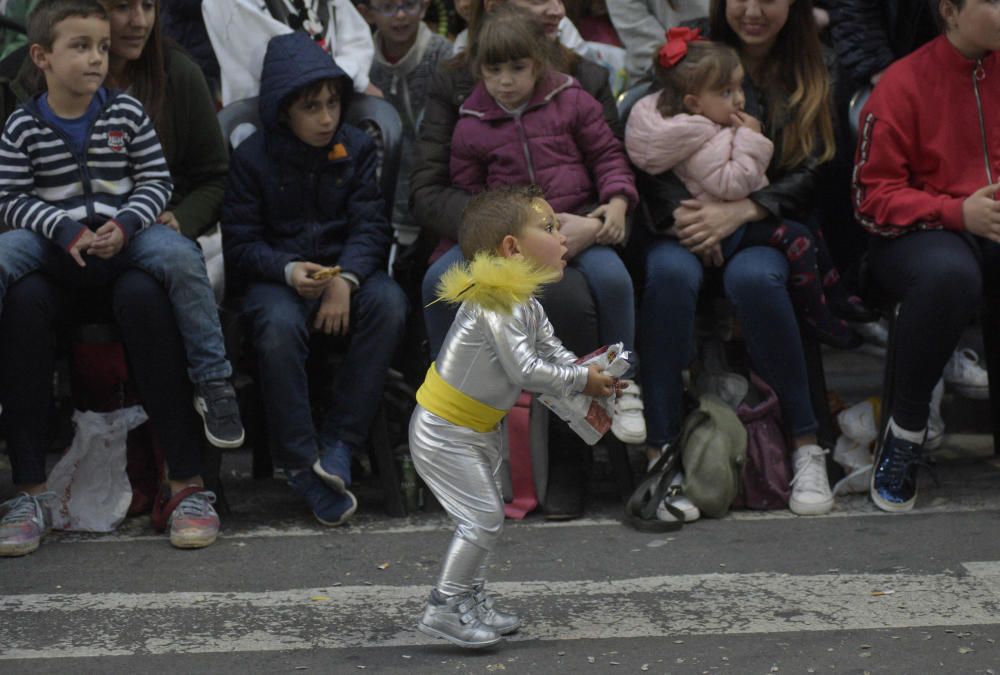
[{"left": 626, "top": 29, "right": 863, "bottom": 349}]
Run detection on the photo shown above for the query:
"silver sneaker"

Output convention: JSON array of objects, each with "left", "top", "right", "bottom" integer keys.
[
  {"left": 417, "top": 591, "right": 503, "bottom": 648},
  {"left": 473, "top": 583, "right": 521, "bottom": 635}
]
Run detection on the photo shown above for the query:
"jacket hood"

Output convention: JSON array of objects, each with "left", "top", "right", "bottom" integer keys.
[
  {"left": 625, "top": 94, "right": 719, "bottom": 175},
  {"left": 259, "top": 32, "right": 353, "bottom": 132}
]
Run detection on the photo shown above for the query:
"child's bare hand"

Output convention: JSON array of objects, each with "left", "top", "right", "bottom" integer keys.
[
  {"left": 589, "top": 195, "right": 628, "bottom": 245},
  {"left": 730, "top": 111, "right": 763, "bottom": 134},
  {"left": 68, "top": 228, "right": 97, "bottom": 267},
  {"left": 88, "top": 221, "right": 125, "bottom": 259},
  {"left": 157, "top": 211, "right": 181, "bottom": 232},
  {"left": 583, "top": 364, "right": 616, "bottom": 398},
  {"left": 314, "top": 275, "right": 352, "bottom": 335},
  {"left": 962, "top": 184, "right": 1000, "bottom": 242},
  {"left": 290, "top": 262, "right": 330, "bottom": 299}
]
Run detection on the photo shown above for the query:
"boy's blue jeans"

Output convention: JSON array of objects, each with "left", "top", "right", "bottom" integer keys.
[
  {"left": 241, "top": 272, "right": 407, "bottom": 471},
  {"left": 0, "top": 225, "right": 231, "bottom": 383}
]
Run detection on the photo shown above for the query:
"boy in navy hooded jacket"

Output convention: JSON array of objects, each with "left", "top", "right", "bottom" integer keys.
[{"left": 222, "top": 32, "right": 407, "bottom": 525}]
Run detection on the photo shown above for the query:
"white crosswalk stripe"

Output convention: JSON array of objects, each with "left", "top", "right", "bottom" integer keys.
[{"left": 3, "top": 564, "right": 1000, "bottom": 659}]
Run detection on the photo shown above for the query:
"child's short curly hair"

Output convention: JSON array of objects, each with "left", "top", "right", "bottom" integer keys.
[
  {"left": 459, "top": 185, "right": 544, "bottom": 259},
  {"left": 653, "top": 39, "right": 742, "bottom": 118}
]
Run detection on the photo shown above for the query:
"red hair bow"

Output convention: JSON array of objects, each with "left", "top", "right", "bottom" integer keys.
[{"left": 657, "top": 27, "right": 703, "bottom": 69}]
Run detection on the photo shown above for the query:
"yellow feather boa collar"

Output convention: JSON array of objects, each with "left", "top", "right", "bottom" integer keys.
[{"left": 433, "top": 253, "right": 561, "bottom": 315}]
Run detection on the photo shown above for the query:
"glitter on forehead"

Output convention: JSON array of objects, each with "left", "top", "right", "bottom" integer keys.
[{"left": 530, "top": 199, "right": 548, "bottom": 216}]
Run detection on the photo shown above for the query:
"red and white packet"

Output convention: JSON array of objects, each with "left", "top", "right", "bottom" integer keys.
[{"left": 538, "top": 343, "right": 630, "bottom": 445}]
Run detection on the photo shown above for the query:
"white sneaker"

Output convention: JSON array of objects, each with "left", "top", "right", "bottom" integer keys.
[
  {"left": 612, "top": 380, "right": 647, "bottom": 444},
  {"left": 837, "top": 399, "right": 879, "bottom": 445},
  {"left": 854, "top": 319, "right": 889, "bottom": 358},
  {"left": 925, "top": 378, "right": 945, "bottom": 450},
  {"left": 944, "top": 348, "right": 988, "bottom": 399},
  {"left": 789, "top": 445, "right": 834, "bottom": 515},
  {"left": 832, "top": 436, "right": 871, "bottom": 496},
  {"left": 655, "top": 471, "right": 700, "bottom": 523}
]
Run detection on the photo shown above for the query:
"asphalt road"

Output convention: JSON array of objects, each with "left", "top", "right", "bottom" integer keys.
[{"left": 3, "top": 347, "right": 1000, "bottom": 674}]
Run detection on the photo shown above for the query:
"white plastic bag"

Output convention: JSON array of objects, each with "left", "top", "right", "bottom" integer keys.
[{"left": 47, "top": 406, "right": 148, "bottom": 532}]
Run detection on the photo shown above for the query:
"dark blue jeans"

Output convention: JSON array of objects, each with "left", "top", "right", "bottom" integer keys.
[
  {"left": 638, "top": 237, "right": 817, "bottom": 447},
  {"left": 0, "top": 270, "right": 204, "bottom": 485},
  {"left": 241, "top": 271, "right": 407, "bottom": 471},
  {"left": 868, "top": 230, "right": 1000, "bottom": 430}
]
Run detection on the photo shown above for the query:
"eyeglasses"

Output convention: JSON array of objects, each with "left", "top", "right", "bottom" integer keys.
[{"left": 369, "top": 0, "right": 423, "bottom": 16}]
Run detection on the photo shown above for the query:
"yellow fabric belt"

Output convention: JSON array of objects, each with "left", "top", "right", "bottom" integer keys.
[{"left": 416, "top": 363, "right": 506, "bottom": 432}]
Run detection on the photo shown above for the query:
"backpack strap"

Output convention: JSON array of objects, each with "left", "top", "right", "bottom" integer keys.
[{"left": 623, "top": 447, "right": 684, "bottom": 532}]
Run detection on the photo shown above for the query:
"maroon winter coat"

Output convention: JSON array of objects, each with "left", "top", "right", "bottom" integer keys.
[{"left": 449, "top": 71, "right": 637, "bottom": 214}]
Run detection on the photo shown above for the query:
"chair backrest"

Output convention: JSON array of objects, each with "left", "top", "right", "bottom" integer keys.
[
  {"left": 215, "top": 94, "right": 403, "bottom": 223},
  {"left": 344, "top": 95, "right": 403, "bottom": 223},
  {"left": 617, "top": 81, "right": 651, "bottom": 126},
  {"left": 848, "top": 84, "right": 873, "bottom": 146}
]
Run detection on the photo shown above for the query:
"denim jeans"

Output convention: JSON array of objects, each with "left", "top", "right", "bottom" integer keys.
[
  {"left": 868, "top": 230, "right": 1000, "bottom": 430},
  {"left": 241, "top": 271, "right": 407, "bottom": 471},
  {"left": 0, "top": 270, "right": 204, "bottom": 484},
  {"left": 420, "top": 243, "right": 610, "bottom": 361},
  {"left": 0, "top": 225, "right": 231, "bottom": 383},
  {"left": 638, "top": 237, "right": 816, "bottom": 447},
  {"left": 571, "top": 244, "right": 636, "bottom": 373}
]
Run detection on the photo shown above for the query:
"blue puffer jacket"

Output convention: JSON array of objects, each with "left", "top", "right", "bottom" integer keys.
[{"left": 222, "top": 32, "right": 391, "bottom": 291}]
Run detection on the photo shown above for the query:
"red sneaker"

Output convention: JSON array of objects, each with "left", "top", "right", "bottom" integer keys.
[{"left": 168, "top": 489, "right": 220, "bottom": 549}]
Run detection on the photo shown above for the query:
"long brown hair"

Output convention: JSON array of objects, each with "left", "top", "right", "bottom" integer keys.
[
  {"left": 101, "top": 0, "right": 167, "bottom": 125},
  {"left": 709, "top": 0, "right": 834, "bottom": 168}
]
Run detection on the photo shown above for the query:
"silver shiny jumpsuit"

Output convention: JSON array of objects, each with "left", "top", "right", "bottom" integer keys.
[{"left": 409, "top": 296, "right": 588, "bottom": 596}]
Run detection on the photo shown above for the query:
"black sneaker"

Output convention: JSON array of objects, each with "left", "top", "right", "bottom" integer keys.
[
  {"left": 870, "top": 426, "right": 924, "bottom": 512},
  {"left": 194, "top": 380, "right": 245, "bottom": 448}
]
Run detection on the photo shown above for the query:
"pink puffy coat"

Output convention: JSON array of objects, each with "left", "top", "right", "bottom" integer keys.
[
  {"left": 450, "top": 72, "right": 637, "bottom": 214},
  {"left": 625, "top": 92, "right": 773, "bottom": 202}
]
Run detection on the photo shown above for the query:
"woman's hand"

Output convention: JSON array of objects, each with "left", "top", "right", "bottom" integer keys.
[
  {"left": 698, "top": 243, "right": 725, "bottom": 268},
  {"left": 589, "top": 195, "right": 629, "bottom": 245},
  {"left": 673, "top": 198, "right": 764, "bottom": 255},
  {"left": 963, "top": 184, "right": 1000, "bottom": 243},
  {"left": 557, "top": 212, "right": 601, "bottom": 259},
  {"left": 157, "top": 211, "right": 181, "bottom": 232},
  {"left": 364, "top": 82, "right": 384, "bottom": 98},
  {"left": 314, "top": 276, "right": 352, "bottom": 335}
]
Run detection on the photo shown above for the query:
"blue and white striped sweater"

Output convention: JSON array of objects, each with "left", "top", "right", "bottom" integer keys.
[{"left": 0, "top": 90, "right": 173, "bottom": 250}]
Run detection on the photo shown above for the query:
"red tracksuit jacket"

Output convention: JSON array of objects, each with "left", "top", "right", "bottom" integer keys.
[{"left": 853, "top": 35, "right": 1000, "bottom": 237}]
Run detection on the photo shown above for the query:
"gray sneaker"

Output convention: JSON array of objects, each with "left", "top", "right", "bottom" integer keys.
[
  {"left": 473, "top": 582, "right": 521, "bottom": 635},
  {"left": 417, "top": 590, "right": 503, "bottom": 648},
  {"left": 0, "top": 492, "right": 54, "bottom": 557}
]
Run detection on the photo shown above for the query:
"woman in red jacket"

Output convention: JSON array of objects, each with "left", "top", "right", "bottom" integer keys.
[{"left": 853, "top": 0, "right": 1000, "bottom": 513}]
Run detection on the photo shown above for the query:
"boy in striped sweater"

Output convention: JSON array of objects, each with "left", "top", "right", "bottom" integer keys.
[{"left": 0, "top": 0, "right": 243, "bottom": 449}]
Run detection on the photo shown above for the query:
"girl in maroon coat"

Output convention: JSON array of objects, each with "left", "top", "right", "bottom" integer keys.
[{"left": 448, "top": 3, "right": 646, "bottom": 443}]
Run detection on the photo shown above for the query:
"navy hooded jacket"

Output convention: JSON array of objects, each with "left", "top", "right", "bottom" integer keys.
[{"left": 221, "top": 32, "right": 391, "bottom": 291}]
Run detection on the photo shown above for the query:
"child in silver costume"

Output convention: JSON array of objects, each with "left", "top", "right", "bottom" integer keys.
[{"left": 409, "top": 186, "right": 618, "bottom": 649}]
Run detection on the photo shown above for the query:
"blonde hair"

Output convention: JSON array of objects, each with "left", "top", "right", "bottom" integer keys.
[
  {"left": 459, "top": 185, "right": 544, "bottom": 259},
  {"left": 652, "top": 40, "right": 742, "bottom": 118},
  {"left": 709, "top": 0, "right": 835, "bottom": 168}
]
